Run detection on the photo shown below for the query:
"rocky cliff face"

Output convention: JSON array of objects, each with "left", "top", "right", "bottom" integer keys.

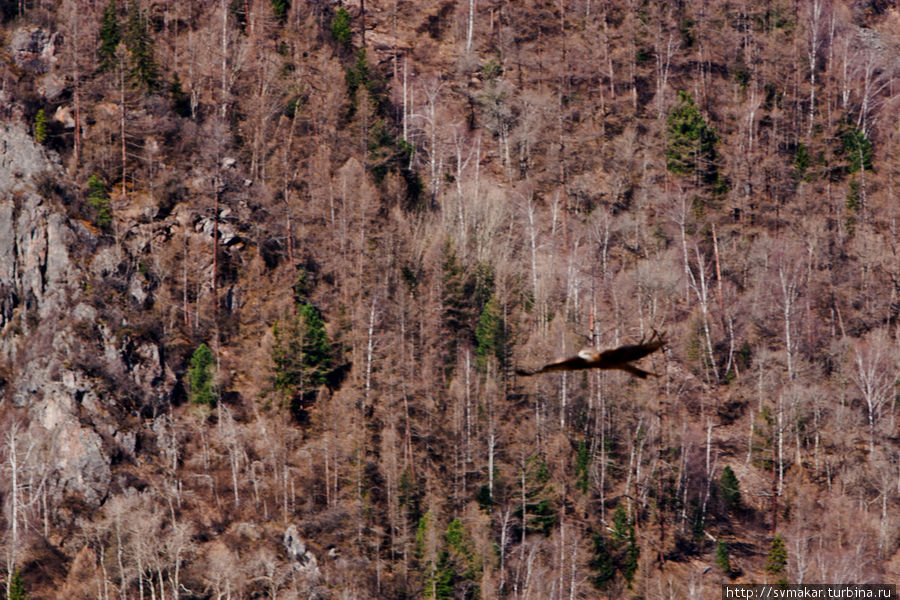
[{"left": 0, "top": 123, "right": 174, "bottom": 506}]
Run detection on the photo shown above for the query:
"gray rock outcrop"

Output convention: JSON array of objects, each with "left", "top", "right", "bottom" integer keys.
[
  {"left": 283, "top": 525, "right": 320, "bottom": 579},
  {"left": 0, "top": 123, "right": 173, "bottom": 506},
  {"left": 10, "top": 27, "right": 59, "bottom": 74}
]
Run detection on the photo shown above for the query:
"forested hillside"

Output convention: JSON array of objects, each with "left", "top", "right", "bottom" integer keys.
[{"left": 2, "top": 0, "right": 900, "bottom": 597}]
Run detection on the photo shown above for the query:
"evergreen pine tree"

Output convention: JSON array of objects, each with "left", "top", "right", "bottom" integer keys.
[
  {"left": 188, "top": 343, "right": 216, "bottom": 405},
  {"left": 430, "top": 518, "right": 481, "bottom": 599},
  {"left": 9, "top": 568, "right": 27, "bottom": 600},
  {"left": 793, "top": 142, "right": 811, "bottom": 181},
  {"left": 516, "top": 456, "right": 557, "bottom": 536},
  {"left": 87, "top": 174, "right": 112, "bottom": 228},
  {"left": 345, "top": 47, "right": 371, "bottom": 110},
  {"left": 440, "top": 240, "right": 475, "bottom": 375},
  {"left": 33, "top": 108, "right": 47, "bottom": 144},
  {"left": 124, "top": 0, "right": 159, "bottom": 91},
  {"left": 622, "top": 519, "right": 639, "bottom": 584},
  {"left": 590, "top": 533, "right": 616, "bottom": 589},
  {"left": 169, "top": 72, "right": 191, "bottom": 117},
  {"left": 719, "top": 465, "right": 742, "bottom": 511},
  {"left": 840, "top": 123, "right": 873, "bottom": 174},
  {"left": 716, "top": 541, "right": 731, "bottom": 574},
  {"left": 474, "top": 295, "right": 503, "bottom": 371},
  {"left": 766, "top": 534, "right": 788, "bottom": 585},
  {"left": 271, "top": 302, "right": 332, "bottom": 414},
  {"left": 331, "top": 6, "right": 352, "bottom": 48},
  {"left": 666, "top": 90, "right": 724, "bottom": 194},
  {"left": 575, "top": 440, "right": 591, "bottom": 493},
  {"left": 271, "top": 0, "right": 289, "bottom": 23},
  {"left": 298, "top": 302, "right": 331, "bottom": 386},
  {"left": 611, "top": 504, "right": 631, "bottom": 542},
  {"left": 98, "top": 0, "right": 120, "bottom": 72}
]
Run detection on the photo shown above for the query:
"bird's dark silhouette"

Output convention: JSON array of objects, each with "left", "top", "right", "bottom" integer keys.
[{"left": 516, "top": 330, "right": 667, "bottom": 379}]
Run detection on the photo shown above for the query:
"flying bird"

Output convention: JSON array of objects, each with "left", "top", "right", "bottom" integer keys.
[{"left": 516, "top": 330, "right": 667, "bottom": 379}]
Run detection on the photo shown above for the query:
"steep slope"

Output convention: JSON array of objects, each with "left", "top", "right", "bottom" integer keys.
[{"left": 2, "top": 1, "right": 900, "bottom": 598}]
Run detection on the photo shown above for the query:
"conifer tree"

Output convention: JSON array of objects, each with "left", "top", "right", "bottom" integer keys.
[
  {"left": 716, "top": 541, "right": 731, "bottom": 574},
  {"left": 590, "top": 533, "right": 616, "bottom": 590},
  {"left": 331, "top": 6, "right": 352, "bottom": 48},
  {"left": 719, "top": 465, "right": 742, "bottom": 512},
  {"left": 516, "top": 455, "right": 557, "bottom": 536},
  {"left": 188, "top": 343, "right": 216, "bottom": 405},
  {"left": 271, "top": 302, "right": 332, "bottom": 413},
  {"left": 766, "top": 534, "right": 788, "bottom": 585},
  {"left": 840, "top": 123, "right": 873, "bottom": 174},
  {"left": 297, "top": 302, "right": 331, "bottom": 386},
  {"left": 474, "top": 295, "right": 503, "bottom": 371},
  {"left": 124, "top": 0, "right": 159, "bottom": 91},
  {"left": 429, "top": 518, "right": 480, "bottom": 599},
  {"left": 271, "top": 0, "right": 289, "bottom": 23},
  {"left": 33, "top": 108, "right": 47, "bottom": 144},
  {"left": 575, "top": 440, "right": 591, "bottom": 493},
  {"left": 98, "top": 0, "right": 120, "bottom": 72},
  {"left": 169, "top": 72, "right": 191, "bottom": 117},
  {"left": 9, "top": 569, "right": 27, "bottom": 600},
  {"left": 793, "top": 142, "right": 811, "bottom": 181},
  {"left": 610, "top": 504, "right": 639, "bottom": 584},
  {"left": 87, "top": 174, "right": 112, "bottom": 228},
  {"left": 441, "top": 240, "right": 475, "bottom": 374},
  {"left": 666, "top": 90, "right": 724, "bottom": 193}
]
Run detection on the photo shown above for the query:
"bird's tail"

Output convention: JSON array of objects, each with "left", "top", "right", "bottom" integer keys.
[{"left": 515, "top": 367, "right": 537, "bottom": 377}]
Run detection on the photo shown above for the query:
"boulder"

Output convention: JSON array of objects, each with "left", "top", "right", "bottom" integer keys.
[
  {"left": 53, "top": 105, "right": 75, "bottom": 129},
  {"left": 10, "top": 27, "right": 59, "bottom": 74},
  {"left": 283, "top": 525, "right": 320, "bottom": 579}
]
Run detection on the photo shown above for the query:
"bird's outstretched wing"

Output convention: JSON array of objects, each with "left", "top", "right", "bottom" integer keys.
[
  {"left": 517, "top": 330, "right": 667, "bottom": 379},
  {"left": 516, "top": 349, "right": 598, "bottom": 376},
  {"left": 594, "top": 330, "right": 667, "bottom": 367}
]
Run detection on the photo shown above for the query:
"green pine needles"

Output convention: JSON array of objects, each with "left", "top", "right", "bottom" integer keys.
[
  {"left": 271, "top": 0, "right": 289, "bottom": 23},
  {"left": 9, "top": 569, "right": 27, "bottom": 600},
  {"left": 425, "top": 518, "right": 481, "bottom": 599},
  {"left": 591, "top": 503, "right": 640, "bottom": 589},
  {"left": 125, "top": 0, "right": 159, "bottom": 90},
  {"left": 716, "top": 541, "right": 732, "bottom": 574},
  {"left": 271, "top": 302, "right": 332, "bottom": 414},
  {"left": 666, "top": 90, "right": 726, "bottom": 195},
  {"left": 719, "top": 465, "right": 742, "bottom": 511},
  {"left": 766, "top": 534, "right": 788, "bottom": 586},
  {"left": 87, "top": 174, "right": 113, "bottom": 228},
  {"left": 98, "top": 0, "right": 159, "bottom": 91},
  {"left": 840, "top": 124, "right": 873, "bottom": 174},
  {"left": 188, "top": 343, "right": 217, "bottom": 405},
  {"left": 331, "top": 7, "right": 352, "bottom": 48},
  {"left": 474, "top": 295, "right": 503, "bottom": 371},
  {"left": 98, "top": 0, "right": 120, "bottom": 72},
  {"left": 33, "top": 109, "right": 47, "bottom": 144}
]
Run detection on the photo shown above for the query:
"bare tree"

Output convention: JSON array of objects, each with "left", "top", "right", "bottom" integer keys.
[
  {"left": 850, "top": 329, "right": 897, "bottom": 454},
  {"left": 804, "top": 0, "right": 826, "bottom": 139},
  {"left": 4, "top": 420, "right": 26, "bottom": 599}
]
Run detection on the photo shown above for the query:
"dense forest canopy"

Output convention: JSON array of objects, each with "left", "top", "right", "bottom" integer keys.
[{"left": 1, "top": 0, "right": 900, "bottom": 597}]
